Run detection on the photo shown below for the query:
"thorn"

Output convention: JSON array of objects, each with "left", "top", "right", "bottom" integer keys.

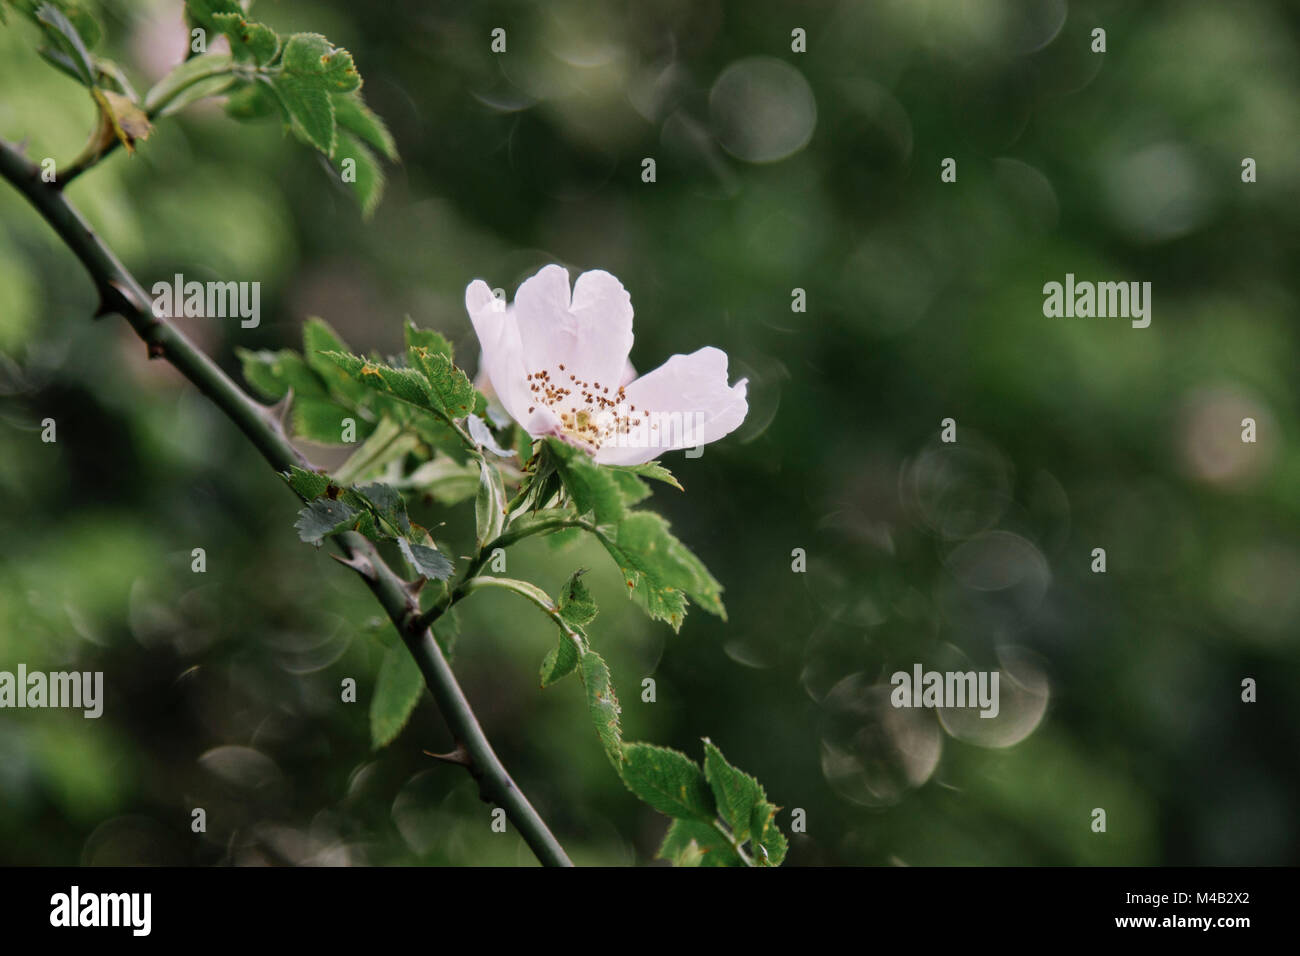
[
  {"left": 423, "top": 742, "right": 471, "bottom": 768},
  {"left": 276, "top": 387, "right": 295, "bottom": 431},
  {"left": 406, "top": 576, "right": 427, "bottom": 597},
  {"left": 329, "top": 549, "right": 376, "bottom": 580},
  {"left": 107, "top": 279, "right": 148, "bottom": 317},
  {"left": 147, "top": 341, "right": 165, "bottom": 359},
  {"left": 95, "top": 280, "right": 147, "bottom": 320}
]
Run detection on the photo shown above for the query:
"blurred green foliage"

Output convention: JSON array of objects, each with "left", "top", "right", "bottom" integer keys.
[{"left": 1, "top": 0, "right": 1298, "bottom": 865}]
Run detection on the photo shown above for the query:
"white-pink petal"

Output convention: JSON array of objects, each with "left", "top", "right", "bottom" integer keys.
[
  {"left": 593, "top": 347, "right": 748, "bottom": 465},
  {"left": 467, "top": 266, "right": 748, "bottom": 463},
  {"left": 513, "top": 265, "right": 634, "bottom": 396},
  {"left": 465, "top": 280, "right": 533, "bottom": 428}
]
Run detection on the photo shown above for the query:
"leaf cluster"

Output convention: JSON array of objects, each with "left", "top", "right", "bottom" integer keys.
[
  {"left": 4, "top": 0, "right": 397, "bottom": 213},
  {"left": 539, "top": 572, "right": 785, "bottom": 867},
  {"left": 254, "top": 313, "right": 779, "bottom": 864}
]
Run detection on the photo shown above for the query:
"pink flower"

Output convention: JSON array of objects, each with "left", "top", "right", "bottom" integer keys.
[{"left": 466, "top": 265, "right": 747, "bottom": 465}]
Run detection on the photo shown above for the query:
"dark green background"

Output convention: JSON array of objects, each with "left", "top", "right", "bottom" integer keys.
[{"left": 1, "top": 0, "right": 1297, "bottom": 865}]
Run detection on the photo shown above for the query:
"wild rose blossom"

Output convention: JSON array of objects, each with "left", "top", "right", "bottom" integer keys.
[{"left": 467, "top": 265, "right": 747, "bottom": 465}]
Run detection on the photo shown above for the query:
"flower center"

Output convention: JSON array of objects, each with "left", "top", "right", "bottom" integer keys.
[{"left": 524, "top": 364, "right": 645, "bottom": 451}]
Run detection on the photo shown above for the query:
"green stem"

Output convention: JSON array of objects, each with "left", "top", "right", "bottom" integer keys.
[
  {"left": 712, "top": 820, "right": 755, "bottom": 867},
  {"left": 455, "top": 574, "right": 750, "bottom": 865},
  {"left": 503, "top": 485, "right": 530, "bottom": 517},
  {"left": 0, "top": 137, "right": 572, "bottom": 868},
  {"left": 458, "top": 576, "right": 584, "bottom": 644},
  {"left": 0, "top": 141, "right": 304, "bottom": 469},
  {"left": 61, "top": 56, "right": 239, "bottom": 186},
  {"left": 332, "top": 417, "right": 410, "bottom": 486},
  {"left": 344, "top": 535, "right": 572, "bottom": 868},
  {"left": 413, "top": 515, "right": 594, "bottom": 632}
]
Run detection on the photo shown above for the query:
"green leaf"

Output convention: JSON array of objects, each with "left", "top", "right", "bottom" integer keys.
[
  {"left": 621, "top": 512, "right": 725, "bottom": 615},
  {"left": 546, "top": 438, "right": 624, "bottom": 525},
  {"left": 50, "top": 2, "right": 100, "bottom": 49},
  {"left": 409, "top": 349, "right": 477, "bottom": 419},
  {"left": 292, "top": 399, "right": 358, "bottom": 445},
  {"left": 236, "top": 347, "right": 329, "bottom": 402},
  {"left": 546, "top": 526, "right": 583, "bottom": 552},
  {"left": 281, "top": 465, "right": 332, "bottom": 501},
  {"left": 354, "top": 482, "right": 410, "bottom": 536},
  {"left": 410, "top": 415, "right": 476, "bottom": 459},
  {"left": 367, "top": 361, "right": 437, "bottom": 409},
  {"left": 272, "top": 77, "right": 333, "bottom": 154},
  {"left": 332, "top": 130, "right": 385, "bottom": 217},
  {"left": 540, "top": 633, "right": 580, "bottom": 687},
  {"left": 750, "top": 800, "right": 788, "bottom": 866},
  {"left": 302, "top": 318, "right": 347, "bottom": 360},
  {"left": 397, "top": 537, "right": 454, "bottom": 581},
  {"left": 334, "top": 90, "right": 398, "bottom": 160},
  {"left": 281, "top": 32, "right": 361, "bottom": 94},
  {"left": 271, "top": 33, "right": 361, "bottom": 155},
  {"left": 345, "top": 510, "right": 380, "bottom": 542},
  {"left": 517, "top": 444, "right": 561, "bottom": 512},
  {"left": 294, "top": 497, "right": 358, "bottom": 545},
  {"left": 610, "top": 460, "right": 683, "bottom": 492},
  {"left": 557, "top": 570, "right": 597, "bottom": 628},
  {"left": 35, "top": 44, "right": 88, "bottom": 85},
  {"left": 404, "top": 320, "right": 452, "bottom": 362},
  {"left": 404, "top": 454, "right": 480, "bottom": 506},
  {"left": 184, "top": 0, "right": 243, "bottom": 35},
  {"left": 607, "top": 469, "right": 651, "bottom": 506},
  {"left": 322, "top": 352, "right": 436, "bottom": 409},
  {"left": 331, "top": 416, "right": 411, "bottom": 486},
  {"left": 34, "top": 2, "right": 94, "bottom": 85},
  {"left": 144, "top": 52, "right": 234, "bottom": 114},
  {"left": 579, "top": 651, "right": 622, "bottom": 768},
  {"left": 702, "top": 738, "right": 764, "bottom": 842},
  {"left": 6, "top": 0, "right": 100, "bottom": 48},
  {"left": 619, "top": 743, "right": 716, "bottom": 822},
  {"left": 210, "top": 11, "right": 277, "bottom": 65},
  {"left": 162, "top": 74, "right": 236, "bottom": 117},
  {"left": 596, "top": 512, "right": 726, "bottom": 630},
  {"left": 302, "top": 316, "right": 347, "bottom": 357},
  {"left": 514, "top": 427, "right": 535, "bottom": 464},
  {"left": 370, "top": 644, "right": 423, "bottom": 749},
  {"left": 223, "top": 79, "right": 277, "bottom": 119},
  {"left": 432, "top": 607, "right": 460, "bottom": 661},
  {"left": 473, "top": 457, "right": 506, "bottom": 550},
  {"left": 592, "top": 517, "right": 685, "bottom": 629},
  {"left": 657, "top": 819, "right": 742, "bottom": 868},
  {"left": 525, "top": 468, "right": 563, "bottom": 514},
  {"left": 302, "top": 318, "right": 371, "bottom": 407}
]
